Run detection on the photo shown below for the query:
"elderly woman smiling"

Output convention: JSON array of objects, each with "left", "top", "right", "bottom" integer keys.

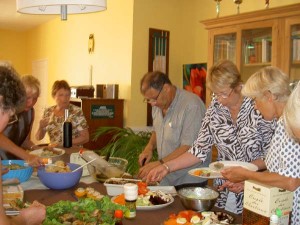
[{"left": 221, "top": 67, "right": 300, "bottom": 224}]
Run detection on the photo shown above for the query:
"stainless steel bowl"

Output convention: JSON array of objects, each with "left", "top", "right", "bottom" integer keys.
[{"left": 177, "top": 186, "right": 219, "bottom": 211}]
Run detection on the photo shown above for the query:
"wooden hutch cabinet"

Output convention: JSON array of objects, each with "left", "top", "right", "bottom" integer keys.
[
  {"left": 71, "top": 98, "right": 124, "bottom": 150},
  {"left": 202, "top": 3, "right": 300, "bottom": 103}
]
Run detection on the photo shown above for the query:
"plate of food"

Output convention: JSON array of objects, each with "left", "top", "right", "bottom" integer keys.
[
  {"left": 188, "top": 167, "right": 222, "bottom": 179},
  {"left": 30, "top": 147, "right": 65, "bottom": 158},
  {"left": 209, "top": 161, "right": 258, "bottom": 172},
  {"left": 163, "top": 210, "right": 235, "bottom": 225},
  {"left": 112, "top": 190, "right": 174, "bottom": 211}
]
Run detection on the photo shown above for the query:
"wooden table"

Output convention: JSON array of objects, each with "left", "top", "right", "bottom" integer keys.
[
  {"left": 24, "top": 181, "right": 242, "bottom": 225},
  {"left": 23, "top": 147, "right": 242, "bottom": 224}
]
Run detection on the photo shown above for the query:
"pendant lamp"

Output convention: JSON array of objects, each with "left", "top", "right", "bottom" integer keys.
[{"left": 16, "top": 0, "right": 107, "bottom": 21}]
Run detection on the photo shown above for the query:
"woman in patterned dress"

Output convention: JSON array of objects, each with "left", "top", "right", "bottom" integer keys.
[
  {"left": 222, "top": 68, "right": 300, "bottom": 224},
  {"left": 146, "top": 60, "right": 276, "bottom": 214},
  {"left": 35, "top": 80, "right": 89, "bottom": 147}
]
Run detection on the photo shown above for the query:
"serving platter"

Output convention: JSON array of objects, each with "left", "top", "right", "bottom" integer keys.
[
  {"left": 209, "top": 161, "right": 258, "bottom": 172},
  {"left": 162, "top": 210, "right": 235, "bottom": 225},
  {"left": 137, "top": 196, "right": 174, "bottom": 211},
  {"left": 188, "top": 167, "right": 222, "bottom": 179},
  {"left": 30, "top": 147, "right": 65, "bottom": 158},
  {"left": 111, "top": 195, "right": 174, "bottom": 211}
]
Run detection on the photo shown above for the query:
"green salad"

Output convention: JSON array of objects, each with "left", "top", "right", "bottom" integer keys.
[{"left": 43, "top": 196, "right": 127, "bottom": 225}]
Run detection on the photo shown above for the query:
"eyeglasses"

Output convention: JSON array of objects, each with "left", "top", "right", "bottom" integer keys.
[
  {"left": 8, "top": 114, "right": 18, "bottom": 125},
  {"left": 143, "top": 83, "right": 165, "bottom": 103},
  {"left": 211, "top": 88, "right": 233, "bottom": 99}
]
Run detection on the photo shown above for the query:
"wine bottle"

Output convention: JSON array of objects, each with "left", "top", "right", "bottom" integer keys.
[{"left": 63, "top": 109, "right": 72, "bottom": 148}]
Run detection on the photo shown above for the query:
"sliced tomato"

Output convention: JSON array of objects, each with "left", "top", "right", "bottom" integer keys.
[
  {"left": 138, "top": 187, "right": 149, "bottom": 195},
  {"left": 137, "top": 181, "right": 147, "bottom": 188}
]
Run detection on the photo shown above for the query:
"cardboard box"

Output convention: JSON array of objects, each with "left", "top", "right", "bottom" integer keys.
[{"left": 243, "top": 180, "right": 293, "bottom": 225}]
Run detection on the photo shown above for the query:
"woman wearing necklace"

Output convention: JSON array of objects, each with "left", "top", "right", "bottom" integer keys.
[
  {"left": 146, "top": 60, "right": 277, "bottom": 214},
  {"left": 35, "top": 80, "right": 89, "bottom": 147}
]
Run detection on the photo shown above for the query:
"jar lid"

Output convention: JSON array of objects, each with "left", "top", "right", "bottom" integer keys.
[
  {"left": 124, "top": 183, "right": 138, "bottom": 191},
  {"left": 270, "top": 214, "right": 279, "bottom": 222}
]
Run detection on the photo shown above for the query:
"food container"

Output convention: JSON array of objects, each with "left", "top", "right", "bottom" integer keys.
[
  {"left": 177, "top": 186, "right": 219, "bottom": 212},
  {"left": 37, "top": 163, "right": 82, "bottom": 190},
  {"left": 2, "top": 185, "right": 24, "bottom": 206},
  {"left": 87, "top": 156, "right": 128, "bottom": 182},
  {"left": 243, "top": 180, "right": 293, "bottom": 225},
  {"left": 2, "top": 160, "right": 33, "bottom": 183},
  {"left": 104, "top": 178, "right": 142, "bottom": 196}
]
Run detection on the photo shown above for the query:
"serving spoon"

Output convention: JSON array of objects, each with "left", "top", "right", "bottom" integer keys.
[{"left": 72, "top": 158, "right": 97, "bottom": 173}]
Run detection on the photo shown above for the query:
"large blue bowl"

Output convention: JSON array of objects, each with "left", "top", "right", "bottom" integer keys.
[
  {"left": 37, "top": 163, "right": 82, "bottom": 190},
  {"left": 2, "top": 160, "right": 33, "bottom": 183}
]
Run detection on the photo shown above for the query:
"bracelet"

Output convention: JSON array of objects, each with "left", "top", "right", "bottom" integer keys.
[
  {"left": 159, "top": 159, "right": 165, "bottom": 164},
  {"left": 162, "top": 163, "right": 170, "bottom": 173}
]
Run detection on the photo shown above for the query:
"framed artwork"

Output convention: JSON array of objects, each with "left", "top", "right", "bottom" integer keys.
[{"left": 183, "top": 63, "right": 207, "bottom": 103}]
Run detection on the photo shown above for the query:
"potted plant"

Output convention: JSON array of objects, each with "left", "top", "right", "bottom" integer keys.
[{"left": 92, "top": 127, "right": 157, "bottom": 176}]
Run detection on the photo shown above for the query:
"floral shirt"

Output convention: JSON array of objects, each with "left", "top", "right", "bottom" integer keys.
[
  {"left": 43, "top": 104, "right": 88, "bottom": 145},
  {"left": 265, "top": 118, "right": 300, "bottom": 225},
  {"left": 188, "top": 97, "right": 276, "bottom": 214}
]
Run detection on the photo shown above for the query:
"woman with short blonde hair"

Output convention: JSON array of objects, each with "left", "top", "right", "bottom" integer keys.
[
  {"left": 242, "top": 66, "right": 290, "bottom": 102},
  {"left": 207, "top": 60, "right": 242, "bottom": 90}
]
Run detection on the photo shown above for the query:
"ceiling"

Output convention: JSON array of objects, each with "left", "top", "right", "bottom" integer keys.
[{"left": 0, "top": 0, "right": 56, "bottom": 31}]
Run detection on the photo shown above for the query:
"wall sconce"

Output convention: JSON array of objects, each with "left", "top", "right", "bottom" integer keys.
[
  {"left": 16, "top": 0, "right": 107, "bottom": 21},
  {"left": 88, "top": 34, "right": 95, "bottom": 54}
]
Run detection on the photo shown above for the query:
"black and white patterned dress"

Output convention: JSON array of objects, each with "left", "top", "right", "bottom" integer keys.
[
  {"left": 189, "top": 97, "right": 276, "bottom": 214},
  {"left": 265, "top": 118, "right": 300, "bottom": 225}
]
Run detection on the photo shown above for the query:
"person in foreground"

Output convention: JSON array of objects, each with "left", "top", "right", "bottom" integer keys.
[
  {"left": 0, "top": 66, "right": 46, "bottom": 225},
  {"left": 221, "top": 67, "right": 299, "bottom": 224},
  {"left": 0, "top": 75, "right": 41, "bottom": 159},
  {"left": 138, "top": 71, "right": 208, "bottom": 187},
  {"left": 35, "top": 80, "right": 89, "bottom": 147},
  {"left": 0, "top": 67, "right": 41, "bottom": 166},
  {"left": 145, "top": 61, "right": 276, "bottom": 214}
]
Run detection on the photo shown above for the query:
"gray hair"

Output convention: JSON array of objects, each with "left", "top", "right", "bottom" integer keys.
[
  {"left": 21, "top": 75, "right": 41, "bottom": 97},
  {"left": 283, "top": 82, "right": 300, "bottom": 140},
  {"left": 140, "top": 71, "right": 171, "bottom": 94},
  {"left": 242, "top": 66, "right": 290, "bottom": 102},
  {"left": 0, "top": 66, "right": 26, "bottom": 113}
]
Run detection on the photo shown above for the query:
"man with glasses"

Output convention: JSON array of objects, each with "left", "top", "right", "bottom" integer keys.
[{"left": 138, "top": 71, "right": 208, "bottom": 187}]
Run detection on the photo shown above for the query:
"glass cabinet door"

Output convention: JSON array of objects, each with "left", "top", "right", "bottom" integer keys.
[
  {"left": 241, "top": 27, "right": 272, "bottom": 81},
  {"left": 213, "top": 33, "right": 236, "bottom": 65},
  {"left": 290, "top": 24, "right": 300, "bottom": 84}
]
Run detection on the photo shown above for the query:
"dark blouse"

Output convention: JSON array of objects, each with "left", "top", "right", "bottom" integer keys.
[{"left": 0, "top": 108, "right": 34, "bottom": 159}]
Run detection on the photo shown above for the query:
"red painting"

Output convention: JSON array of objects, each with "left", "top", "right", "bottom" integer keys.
[{"left": 183, "top": 63, "right": 207, "bottom": 103}]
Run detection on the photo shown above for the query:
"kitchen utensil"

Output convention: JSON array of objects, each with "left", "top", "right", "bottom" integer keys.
[{"left": 72, "top": 158, "right": 97, "bottom": 173}]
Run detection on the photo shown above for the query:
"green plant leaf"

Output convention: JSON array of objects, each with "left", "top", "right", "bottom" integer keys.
[{"left": 93, "top": 127, "right": 157, "bottom": 175}]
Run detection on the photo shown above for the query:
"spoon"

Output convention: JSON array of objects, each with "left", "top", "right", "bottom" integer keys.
[{"left": 72, "top": 158, "right": 97, "bottom": 173}]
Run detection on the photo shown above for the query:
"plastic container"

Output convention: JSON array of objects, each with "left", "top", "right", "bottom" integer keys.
[
  {"left": 2, "top": 160, "right": 33, "bottom": 183},
  {"left": 124, "top": 183, "right": 138, "bottom": 219},
  {"left": 270, "top": 214, "right": 279, "bottom": 225},
  {"left": 80, "top": 150, "right": 124, "bottom": 179}
]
